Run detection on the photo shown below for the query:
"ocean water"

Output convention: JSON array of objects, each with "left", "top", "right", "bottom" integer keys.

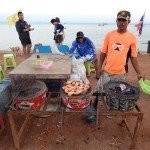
[{"left": 0, "top": 23, "right": 150, "bottom": 51}]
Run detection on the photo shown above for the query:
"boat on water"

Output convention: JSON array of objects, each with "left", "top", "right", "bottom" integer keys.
[{"left": 98, "top": 23, "right": 107, "bottom": 26}]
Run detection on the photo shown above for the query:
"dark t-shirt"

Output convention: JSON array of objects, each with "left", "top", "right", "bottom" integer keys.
[
  {"left": 54, "top": 23, "right": 64, "bottom": 34},
  {"left": 15, "top": 20, "right": 30, "bottom": 39}
]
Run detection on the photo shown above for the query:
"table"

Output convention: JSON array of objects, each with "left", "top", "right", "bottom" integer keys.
[
  {"left": 60, "top": 92, "right": 143, "bottom": 150},
  {"left": 7, "top": 54, "right": 71, "bottom": 149},
  {"left": 9, "top": 54, "right": 71, "bottom": 80}
]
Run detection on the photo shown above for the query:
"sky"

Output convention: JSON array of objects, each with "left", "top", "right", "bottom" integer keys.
[{"left": 0, "top": 0, "right": 150, "bottom": 23}]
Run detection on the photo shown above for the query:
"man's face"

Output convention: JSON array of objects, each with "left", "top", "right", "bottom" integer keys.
[
  {"left": 53, "top": 21, "right": 58, "bottom": 25},
  {"left": 116, "top": 18, "right": 130, "bottom": 32},
  {"left": 18, "top": 13, "right": 24, "bottom": 20},
  {"left": 77, "top": 37, "right": 84, "bottom": 43}
]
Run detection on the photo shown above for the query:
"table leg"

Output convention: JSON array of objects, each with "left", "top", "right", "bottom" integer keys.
[
  {"left": 129, "top": 114, "right": 143, "bottom": 150},
  {"left": 0, "top": 116, "right": 4, "bottom": 135},
  {"left": 96, "top": 108, "right": 99, "bottom": 132},
  {"left": 60, "top": 107, "right": 64, "bottom": 135},
  {"left": 7, "top": 111, "right": 20, "bottom": 149}
]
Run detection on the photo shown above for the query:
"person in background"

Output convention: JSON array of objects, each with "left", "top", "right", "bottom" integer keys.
[
  {"left": 55, "top": 17, "right": 60, "bottom": 23},
  {"left": 96, "top": 10, "right": 143, "bottom": 86},
  {"left": 55, "top": 17, "right": 65, "bottom": 42},
  {"left": 15, "top": 12, "right": 34, "bottom": 58},
  {"left": 51, "top": 18, "right": 64, "bottom": 45},
  {"left": 69, "top": 31, "right": 97, "bottom": 77}
]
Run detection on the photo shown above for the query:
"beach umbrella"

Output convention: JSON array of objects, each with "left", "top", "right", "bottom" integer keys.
[{"left": 7, "top": 9, "right": 22, "bottom": 26}]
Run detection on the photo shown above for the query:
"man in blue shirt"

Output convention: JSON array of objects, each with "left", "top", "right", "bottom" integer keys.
[
  {"left": 69, "top": 32, "right": 96, "bottom": 62},
  {"left": 69, "top": 32, "right": 97, "bottom": 77}
]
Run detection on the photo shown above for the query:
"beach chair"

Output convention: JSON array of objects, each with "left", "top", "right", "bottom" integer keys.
[
  {"left": 57, "top": 45, "right": 69, "bottom": 54},
  {"left": 3, "top": 54, "right": 16, "bottom": 71},
  {"left": 33, "top": 45, "right": 52, "bottom": 53}
]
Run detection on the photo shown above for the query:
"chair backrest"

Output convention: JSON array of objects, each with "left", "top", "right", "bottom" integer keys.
[
  {"left": 0, "top": 66, "right": 4, "bottom": 83},
  {"left": 33, "top": 46, "right": 52, "bottom": 53},
  {"left": 57, "top": 45, "right": 70, "bottom": 54}
]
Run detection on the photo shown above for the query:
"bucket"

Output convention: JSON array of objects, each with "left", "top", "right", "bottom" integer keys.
[{"left": 15, "top": 80, "right": 47, "bottom": 110}]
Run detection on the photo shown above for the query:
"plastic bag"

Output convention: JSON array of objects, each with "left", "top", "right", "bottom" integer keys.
[
  {"left": 51, "top": 45, "right": 65, "bottom": 55},
  {"left": 139, "top": 78, "right": 150, "bottom": 95},
  {"left": 71, "top": 57, "right": 89, "bottom": 84}
]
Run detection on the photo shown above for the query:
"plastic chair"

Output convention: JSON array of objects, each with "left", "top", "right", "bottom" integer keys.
[
  {"left": 84, "top": 61, "right": 96, "bottom": 76},
  {"left": 0, "top": 66, "right": 4, "bottom": 83},
  {"left": 34, "top": 46, "right": 52, "bottom": 53},
  {"left": 57, "top": 45, "right": 69, "bottom": 54},
  {"left": 3, "top": 54, "right": 16, "bottom": 71}
]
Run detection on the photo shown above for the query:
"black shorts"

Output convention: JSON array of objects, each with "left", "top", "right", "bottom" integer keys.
[{"left": 20, "top": 37, "right": 32, "bottom": 46}]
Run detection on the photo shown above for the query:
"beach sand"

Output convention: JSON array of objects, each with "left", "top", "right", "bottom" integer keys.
[{"left": 0, "top": 52, "right": 150, "bottom": 150}]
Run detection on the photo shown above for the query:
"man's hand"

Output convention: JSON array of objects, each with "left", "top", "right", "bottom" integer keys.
[
  {"left": 96, "top": 69, "right": 104, "bottom": 79},
  {"left": 27, "top": 24, "right": 31, "bottom": 28},
  {"left": 137, "top": 73, "right": 144, "bottom": 80},
  {"left": 30, "top": 28, "right": 34, "bottom": 31}
]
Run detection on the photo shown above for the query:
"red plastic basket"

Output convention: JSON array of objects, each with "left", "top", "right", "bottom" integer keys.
[{"left": 61, "top": 89, "right": 91, "bottom": 110}]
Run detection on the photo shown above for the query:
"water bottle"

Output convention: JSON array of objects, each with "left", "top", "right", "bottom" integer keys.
[{"left": 36, "top": 49, "right": 40, "bottom": 58}]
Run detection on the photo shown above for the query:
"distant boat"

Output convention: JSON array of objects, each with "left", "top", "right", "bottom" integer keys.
[{"left": 98, "top": 23, "right": 107, "bottom": 26}]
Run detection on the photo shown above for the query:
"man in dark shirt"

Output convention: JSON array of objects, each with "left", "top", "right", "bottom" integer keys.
[
  {"left": 15, "top": 12, "right": 34, "bottom": 58},
  {"left": 51, "top": 18, "right": 64, "bottom": 45}
]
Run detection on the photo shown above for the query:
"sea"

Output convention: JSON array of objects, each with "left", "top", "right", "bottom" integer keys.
[{"left": 0, "top": 23, "right": 150, "bottom": 52}]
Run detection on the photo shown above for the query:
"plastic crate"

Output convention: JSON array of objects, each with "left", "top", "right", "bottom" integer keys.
[{"left": 0, "top": 82, "right": 12, "bottom": 115}]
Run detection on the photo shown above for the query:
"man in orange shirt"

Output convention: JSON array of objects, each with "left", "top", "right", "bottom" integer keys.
[
  {"left": 96, "top": 10, "right": 143, "bottom": 88},
  {"left": 85, "top": 10, "right": 143, "bottom": 123}
]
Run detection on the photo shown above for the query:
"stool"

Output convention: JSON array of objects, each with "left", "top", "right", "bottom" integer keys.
[
  {"left": 3, "top": 54, "right": 16, "bottom": 71},
  {"left": 0, "top": 66, "right": 4, "bottom": 83},
  {"left": 85, "top": 61, "right": 96, "bottom": 76}
]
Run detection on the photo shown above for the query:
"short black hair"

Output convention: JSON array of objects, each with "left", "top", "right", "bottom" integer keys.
[
  {"left": 51, "top": 19, "right": 56, "bottom": 24},
  {"left": 55, "top": 17, "right": 60, "bottom": 23},
  {"left": 18, "top": 11, "right": 23, "bottom": 16}
]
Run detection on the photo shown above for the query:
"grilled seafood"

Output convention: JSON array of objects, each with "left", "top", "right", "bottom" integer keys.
[{"left": 62, "top": 80, "right": 90, "bottom": 96}]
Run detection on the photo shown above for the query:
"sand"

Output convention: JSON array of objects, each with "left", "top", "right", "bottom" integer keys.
[{"left": 0, "top": 52, "right": 150, "bottom": 150}]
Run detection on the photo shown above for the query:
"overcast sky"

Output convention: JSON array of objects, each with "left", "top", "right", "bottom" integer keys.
[{"left": 0, "top": 0, "right": 150, "bottom": 23}]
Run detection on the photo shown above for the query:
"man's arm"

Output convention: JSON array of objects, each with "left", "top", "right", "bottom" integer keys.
[
  {"left": 130, "top": 57, "right": 142, "bottom": 80},
  {"left": 99, "top": 52, "right": 106, "bottom": 74},
  {"left": 86, "top": 38, "right": 96, "bottom": 50},
  {"left": 15, "top": 22, "right": 22, "bottom": 33},
  {"left": 58, "top": 24, "right": 64, "bottom": 33},
  {"left": 23, "top": 28, "right": 30, "bottom": 32},
  {"left": 69, "top": 41, "right": 77, "bottom": 57},
  {"left": 130, "top": 37, "right": 143, "bottom": 80},
  {"left": 97, "top": 33, "right": 109, "bottom": 76}
]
